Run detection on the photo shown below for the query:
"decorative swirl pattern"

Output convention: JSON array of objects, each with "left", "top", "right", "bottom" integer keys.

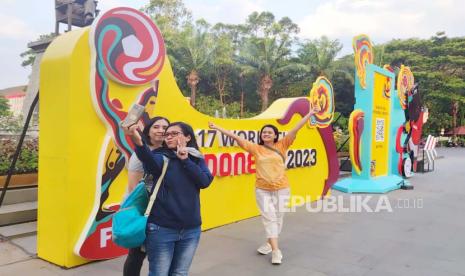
[
  {"left": 397, "top": 65, "right": 414, "bottom": 110},
  {"left": 78, "top": 7, "right": 165, "bottom": 259},
  {"left": 349, "top": 110, "right": 364, "bottom": 175},
  {"left": 383, "top": 64, "right": 395, "bottom": 73},
  {"left": 89, "top": 7, "right": 166, "bottom": 161},
  {"left": 93, "top": 7, "right": 165, "bottom": 85},
  {"left": 353, "top": 35, "right": 373, "bottom": 89},
  {"left": 308, "top": 76, "right": 335, "bottom": 128},
  {"left": 383, "top": 76, "right": 391, "bottom": 99}
]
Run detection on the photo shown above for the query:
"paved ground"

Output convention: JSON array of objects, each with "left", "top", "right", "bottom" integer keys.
[{"left": 1, "top": 148, "right": 464, "bottom": 276}]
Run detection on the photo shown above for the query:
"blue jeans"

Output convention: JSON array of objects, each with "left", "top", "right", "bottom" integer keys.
[{"left": 145, "top": 223, "right": 201, "bottom": 276}]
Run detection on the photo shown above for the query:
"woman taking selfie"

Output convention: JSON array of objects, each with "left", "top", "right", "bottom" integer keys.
[{"left": 124, "top": 116, "right": 169, "bottom": 276}]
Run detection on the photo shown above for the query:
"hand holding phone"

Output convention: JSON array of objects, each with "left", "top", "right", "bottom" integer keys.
[{"left": 121, "top": 104, "right": 145, "bottom": 128}]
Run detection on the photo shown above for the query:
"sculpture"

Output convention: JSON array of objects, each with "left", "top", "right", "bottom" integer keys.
[{"left": 55, "top": 0, "right": 98, "bottom": 34}]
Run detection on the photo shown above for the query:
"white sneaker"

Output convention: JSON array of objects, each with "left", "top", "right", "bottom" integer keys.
[
  {"left": 271, "top": 249, "right": 283, "bottom": 265},
  {"left": 257, "top": 243, "right": 272, "bottom": 255}
]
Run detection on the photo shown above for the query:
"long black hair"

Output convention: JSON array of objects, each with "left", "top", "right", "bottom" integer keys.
[
  {"left": 142, "top": 116, "right": 170, "bottom": 146},
  {"left": 258, "top": 124, "right": 279, "bottom": 145},
  {"left": 163, "top": 122, "right": 199, "bottom": 150}
]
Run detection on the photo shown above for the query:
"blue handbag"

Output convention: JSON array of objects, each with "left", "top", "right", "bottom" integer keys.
[{"left": 112, "top": 156, "right": 169, "bottom": 248}]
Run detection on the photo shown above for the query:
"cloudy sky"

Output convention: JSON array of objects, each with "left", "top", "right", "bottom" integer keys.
[{"left": 1, "top": 0, "right": 463, "bottom": 89}]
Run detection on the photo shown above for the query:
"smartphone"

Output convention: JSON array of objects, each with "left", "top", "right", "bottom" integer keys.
[{"left": 120, "top": 104, "right": 145, "bottom": 128}]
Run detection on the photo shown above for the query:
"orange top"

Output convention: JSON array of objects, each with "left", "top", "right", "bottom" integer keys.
[{"left": 238, "top": 135, "right": 295, "bottom": 191}]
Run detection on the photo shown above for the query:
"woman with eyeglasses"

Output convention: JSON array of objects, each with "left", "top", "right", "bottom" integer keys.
[
  {"left": 124, "top": 122, "right": 214, "bottom": 276},
  {"left": 123, "top": 116, "right": 170, "bottom": 276},
  {"left": 208, "top": 106, "right": 318, "bottom": 265}
]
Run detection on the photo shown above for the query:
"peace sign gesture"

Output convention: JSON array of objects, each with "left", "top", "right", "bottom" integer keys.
[{"left": 176, "top": 137, "right": 188, "bottom": 160}]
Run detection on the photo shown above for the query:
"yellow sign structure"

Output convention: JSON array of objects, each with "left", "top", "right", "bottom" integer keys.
[
  {"left": 38, "top": 7, "right": 339, "bottom": 267},
  {"left": 370, "top": 72, "right": 392, "bottom": 177}
]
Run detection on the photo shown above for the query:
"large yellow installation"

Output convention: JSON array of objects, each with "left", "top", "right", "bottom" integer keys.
[{"left": 38, "top": 7, "right": 339, "bottom": 267}]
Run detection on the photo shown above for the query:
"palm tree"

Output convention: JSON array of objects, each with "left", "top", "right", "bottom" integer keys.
[
  {"left": 238, "top": 12, "right": 300, "bottom": 111},
  {"left": 297, "top": 36, "right": 345, "bottom": 80},
  {"left": 171, "top": 20, "right": 215, "bottom": 106}
]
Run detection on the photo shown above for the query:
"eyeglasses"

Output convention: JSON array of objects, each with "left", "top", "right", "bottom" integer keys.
[{"left": 164, "top": 131, "right": 182, "bottom": 138}]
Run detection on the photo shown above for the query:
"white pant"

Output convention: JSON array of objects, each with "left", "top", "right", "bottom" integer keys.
[{"left": 255, "top": 188, "right": 291, "bottom": 238}]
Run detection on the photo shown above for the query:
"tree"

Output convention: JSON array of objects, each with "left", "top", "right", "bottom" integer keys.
[
  {"left": 19, "top": 33, "right": 56, "bottom": 67},
  {"left": 209, "top": 23, "right": 237, "bottom": 106},
  {"left": 294, "top": 37, "right": 353, "bottom": 116},
  {"left": 297, "top": 36, "right": 343, "bottom": 80},
  {"left": 0, "top": 96, "right": 10, "bottom": 117},
  {"left": 382, "top": 33, "right": 465, "bottom": 135},
  {"left": 331, "top": 55, "right": 355, "bottom": 116},
  {"left": 142, "top": 0, "right": 192, "bottom": 48},
  {"left": 170, "top": 20, "right": 216, "bottom": 106},
  {"left": 237, "top": 12, "right": 300, "bottom": 111}
]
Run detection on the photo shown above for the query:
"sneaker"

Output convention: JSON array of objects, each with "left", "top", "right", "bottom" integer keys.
[
  {"left": 271, "top": 249, "right": 283, "bottom": 265},
  {"left": 257, "top": 243, "right": 272, "bottom": 255}
]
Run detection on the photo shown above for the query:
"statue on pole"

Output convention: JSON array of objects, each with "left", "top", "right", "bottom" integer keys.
[{"left": 55, "top": 0, "right": 99, "bottom": 34}]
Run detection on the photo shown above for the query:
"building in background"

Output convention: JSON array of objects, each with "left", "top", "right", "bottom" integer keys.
[{"left": 0, "top": 85, "right": 27, "bottom": 117}]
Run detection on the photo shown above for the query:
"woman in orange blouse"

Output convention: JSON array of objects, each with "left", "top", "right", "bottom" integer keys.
[{"left": 208, "top": 107, "right": 318, "bottom": 265}]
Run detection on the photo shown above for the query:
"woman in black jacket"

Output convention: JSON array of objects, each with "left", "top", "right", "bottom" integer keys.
[{"left": 125, "top": 122, "right": 213, "bottom": 276}]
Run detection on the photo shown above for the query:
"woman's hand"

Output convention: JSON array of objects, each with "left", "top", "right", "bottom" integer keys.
[
  {"left": 287, "top": 104, "right": 321, "bottom": 139},
  {"left": 176, "top": 138, "right": 188, "bottom": 160},
  {"left": 122, "top": 122, "right": 143, "bottom": 146},
  {"left": 208, "top": 122, "right": 219, "bottom": 130},
  {"left": 309, "top": 104, "right": 321, "bottom": 116},
  {"left": 208, "top": 121, "right": 245, "bottom": 147}
]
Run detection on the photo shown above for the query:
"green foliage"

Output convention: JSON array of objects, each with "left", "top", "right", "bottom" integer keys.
[
  {"left": 0, "top": 138, "right": 38, "bottom": 175},
  {"left": 142, "top": 0, "right": 192, "bottom": 48},
  {"left": 423, "top": 111, "right": 452, "bottom": 136},
  {"left": 380, "top": 32, "right": 465, "bottom": 135},
  {"left": 19, "top": 33, "right": 56, "bottom": 67},
  {"left": 0, "top": 115, "right": 23, "bottom": 133},
  {"left": 332, "top": 112, "right": 348, "bottom": 132},
  {"left": 195, "top": 96, "right": 257, "bottom": 118},
  {"left": 0, "top": 96, "right": 22, "bottom": 133},
  {"left": 333, "top": 129, "right": 349, "bottom": 152},
  {"left": 297, "top": 36, "right": 343, "bottom": 80},
  {"left": 236, "top": 12, "right": 300, "bottom": 110},
  {"left": 171, "top": 20, "right": 215, "bottom": 78},
  {"left": 23, "top": 1, "right": 464, "bottom": 138},
  {"left": 0, "top": 96, "right": 10, "bottom": 117}
]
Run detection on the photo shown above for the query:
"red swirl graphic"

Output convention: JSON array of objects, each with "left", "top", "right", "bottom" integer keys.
[{"left": 95, "top": 7, "right": 165, "bottom": 85}]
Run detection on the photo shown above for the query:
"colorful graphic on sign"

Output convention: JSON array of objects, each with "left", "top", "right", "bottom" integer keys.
[
  {"left": 353, "top": 34, "right": 373, "bottom": 89},
  {"left": 397, "top": 65, "right": 414, "bottom": 110},
  {"left": 308, "top": 77, "right": 335, "bottom": 128},
  {"left": 348, "top": 109, "right": 364, "bottom": 175}
]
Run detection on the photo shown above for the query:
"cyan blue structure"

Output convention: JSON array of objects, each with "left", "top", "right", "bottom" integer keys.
[{"left": 333, "top": 61, "right": 406, "bottom": 193}]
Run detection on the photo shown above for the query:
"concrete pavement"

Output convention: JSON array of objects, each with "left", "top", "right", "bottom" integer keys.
[{"left": 1, "top": 148, "right": 464, "bottom": 276}]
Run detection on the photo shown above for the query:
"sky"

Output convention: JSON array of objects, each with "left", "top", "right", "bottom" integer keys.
[{"left": 0, "top": 0, "right": 464, "bottom": 89}]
